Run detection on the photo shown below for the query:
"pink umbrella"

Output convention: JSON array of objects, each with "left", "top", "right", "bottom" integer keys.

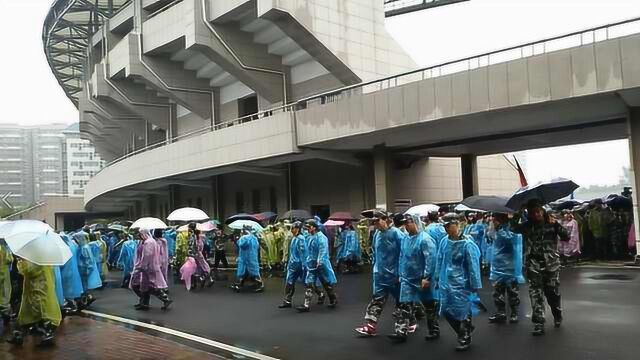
[
  {"left": 328, "top": 212, "right": 357, "bottom": 221},
  {"left": 324, "top": 219, "right": 345, "bottom": 227}
]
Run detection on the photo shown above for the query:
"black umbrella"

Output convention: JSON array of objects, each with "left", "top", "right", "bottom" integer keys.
[
  {"left": 224, "top": 213, "right": 260, "bottom": 225},
  {"left": 461, "top": 195, "right": 514, "bottom": 214},
  {"left": 280, "top": 209, "right": 311, "bottom": 221},
  {"left": 506, "top": 178, "right": 579, "bottom": 210},
  {"left": 550, "top": 199, "right": 582, "bottom": 211},
  {"left": 360, "top": 209, "right": 389, "bottom": 219},
  {"left": 605, "top": 195, "right": 633, "bottom": 210}
]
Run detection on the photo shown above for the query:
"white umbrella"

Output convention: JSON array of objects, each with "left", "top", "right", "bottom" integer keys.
[
  {"left": 454, "top": 204, "right": 485, "bottom": 213},
  {"left": 2, "top": 221, "right": 71, "bottom": 266},
  {"left": 130, "top": 217, "right": 167, "bottom": 230},
  {"left": 167, "top": 207, "right": 209, "bottom": 222},
  {"left": 404, "top": 204, "right": 440, "bottom": 217},
  {"left": 228, "top": 220, "right": 264, "bottom": 233}
]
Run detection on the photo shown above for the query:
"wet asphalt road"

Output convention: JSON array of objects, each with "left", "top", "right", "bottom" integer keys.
[{"left": 90, "top": 266, "right": 639, "bottom": 360}]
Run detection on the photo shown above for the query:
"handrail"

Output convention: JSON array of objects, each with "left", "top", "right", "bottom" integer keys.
[
  {"left": 94, "top": 15, "right": 640, "bottom": 170},
  {"left": 297, "top": 16, "right": 640, "bottom": 105},
  {"left": 2, "top": 202, "right": 47, "bottom": 220}
]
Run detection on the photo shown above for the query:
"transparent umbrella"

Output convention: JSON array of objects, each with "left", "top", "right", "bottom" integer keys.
[
  {"left": 228, "top": 220, "right": 264, "bottom": 233},
  {"left": 130, "top": 217, "right": 168, "bottom": 230},
  {"left": 1, "top": 221, "right": 71, "bottom": 266},
  {"left": 167, "top": 207, "right": 209, "bottom": 222}
]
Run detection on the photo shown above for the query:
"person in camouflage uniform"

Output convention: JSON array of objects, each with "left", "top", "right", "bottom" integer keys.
[
  {"left": 511, "top": 199, "right": 569, "bottom": 336},
  {"left": 354, "top": 210, "right": 403, "bottom": 337}
]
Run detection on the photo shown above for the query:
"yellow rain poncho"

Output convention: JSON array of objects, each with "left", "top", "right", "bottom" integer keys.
[
  {"left": 16, "top": 260, "right": 62, "bottom": 327},
  {"left": 175, "top": 231, "right": 190, "bottom": 267},
  {"left": 0, "top": 244, "right": 12, "bottom": 316}
]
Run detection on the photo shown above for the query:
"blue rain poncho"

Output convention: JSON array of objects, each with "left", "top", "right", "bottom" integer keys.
[
  {"left": 106, "top": 233, "right": 120, "bottom": 265},
  {"left": 305, "top": 231, "right": 337, "bottom": 286},
  {"left": 117, "top": 238, "right": 138, "bottom": 279},
  {"left": 425, "top": 223, "right": 447, "bottom": 252},
  {"left": 463, "top": 222, "right": 486, "bottom": 249},
  {"left": 371, "top": 226, "right": 403, "bottom": 296},
  {"left": 163, "top": 229, "right": 177, "bottom": 258},
  {"left": 89, "top": 240, "right": 104, "bottom": 279},
  {"left": 336, "top": 229, "right": 361, "bottom": 262},
  {"left": 53, "top": 266, "right": 65, "bottom": 307},
  {"left": 73, "top": 231, "right": 102, "bottom": 291},
  {"left": 237, "top": 232, "right": 261, "bottom": 278},
  {"left": 285, "top": 234, "right": 308, "bottom": 285},
  {"left": 399, "top": 215, "right": 438, "bottom": 303},
  {"left": 59, "top": 235, "right": 84, "bottom": 299},
  {"left": 435, "top": 235, "right": 482, "bottom": 321},
  {"left": 489, "top": 224, "right": 525, "bottom": 284}
]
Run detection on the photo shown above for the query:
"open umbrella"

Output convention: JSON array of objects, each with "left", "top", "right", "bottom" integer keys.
[
  {"left": 461, "top": 195, "right": 513, "bottom": 214},
  {"left": 228, "top": 220, "right": 264, "bottom": 233},
  {"left": 506, "top": 178, "right": 579, "bottom": 210},
  {"left": 280, "top": 209, "right": 312, "bottom": 221},
  {"left": 605, "top": 195, "right": 633, "bottom": 210},
  {"left": 324, "top": 219, "right": 345, "bottom": 227},
  {"left": 253, "top": 212, "right": 278, "bottom": 223},
  {"left": 404, "top": 204, "right": 440, "bottom": 217},
  {"left": 550, "top": 199, "right": 583, "bottom": 211},
  {"left": 130, "top": 217, "right": 168, "bottom": 230},
  {"left": 328, "top": 212, "right": 357, "bottom": 221},
  {"left": 167, "top": 207, "right": 209, "bottom": 222},
  {"left": 225, "top": 213, "right": 260, "bottom": 225},
  {"left": 107, "top": 224, "right": 126, "bottom": 232},
  {"left": 1, "top": 221, "right": 71, "bottom": 266},
  {"left": 177, "top": 222, "right": 216, "bottom": 232},
  {"left": 361, "top": 209, "right": 389, "bottom": 219},
  {"left": 90, "top": 223, "right": 108, "bottom": 232}
]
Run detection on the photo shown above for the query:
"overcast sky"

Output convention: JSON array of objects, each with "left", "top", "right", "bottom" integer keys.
[{"left": 0, "top": 0, "right": 636, "bottom": 187}]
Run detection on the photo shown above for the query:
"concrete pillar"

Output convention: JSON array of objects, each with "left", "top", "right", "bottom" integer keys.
[
  {"left": 627, "top": 108, "right": 640, "bottom": 262},
  {"left": 167, "top": 103, "right": 177, "bottom": 143},
  {"left": 168, "top": 184, "right": 177, "bottom": 212},
  {"left": 461, "top": 154, "right": 479, "bottom": 199},
  {"left": 373, "top": 146, "right": 394, "bottom": 211}
]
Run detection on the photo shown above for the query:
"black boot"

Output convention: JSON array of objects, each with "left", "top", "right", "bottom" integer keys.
[
  {"left": 551, "top": 308, "right": 562, "bottom": 328},
  {"left": 425, "top": 317, "right": 440, "bottom": 340},
  {"left": 38, "top": 322, "right": 56, "bottom": 346},
  {"left": 6, "top": 329, "right": 24, "bottom": 346},
  {"left": 279, "top": 284, "right": 295, "bottom": 308},
  {"left": 532, "top": 323, "right": 545, "bottom": 336},
  {"left": 157, "top": 290, "right": 173, "bottom": 311},
  {"left": 134, "top": 293, "right": 150, "bottom": 311},
  {"left": 325, "top": 285, "right": 338, "bottom": 308},
  {"left": 296, "top": 287, "right": 313, "bottom": 312},
  {"left": 509, "top": 306, "right": 519, "bottom": 323},
  {"left": 488, "top": 311, "right": 507, "bottom": 324},
  {"left": 455, "top": 319, "right": 472, "bottom": 352}
]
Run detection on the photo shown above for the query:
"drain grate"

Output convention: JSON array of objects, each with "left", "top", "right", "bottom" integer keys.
[{"left": 588, "top": 274, "right": 635, "bottom": 281}]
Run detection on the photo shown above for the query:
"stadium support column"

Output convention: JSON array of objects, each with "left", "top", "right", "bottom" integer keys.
[
  {"left": 461, "top": 154, "right": 479, "bottom": 199},
  {"left": 627, "top": 108, "right": 640, "bottom": 263},
  {"left": 373, "top": 146, "right": 394, "bottom": 211}
]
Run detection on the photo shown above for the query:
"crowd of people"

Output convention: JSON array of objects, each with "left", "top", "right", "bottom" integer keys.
[{"left": 0, "top": 191, "right": 636, "bottom": 352}]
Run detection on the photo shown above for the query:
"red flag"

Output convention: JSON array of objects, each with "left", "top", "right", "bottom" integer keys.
[{"left": 513, "top": 156, "right": 528, "bottom": 187}]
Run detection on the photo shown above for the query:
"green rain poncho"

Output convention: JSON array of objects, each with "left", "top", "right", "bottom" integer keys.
[
  {"left": 175, "top": 231, "right": 190, "bottom": 267},
  {"left": 0, "top": 243, "right": 12, "bottom": 316},
  {"left": 16, "top": 260, "right": 62, "bottom": 327}
]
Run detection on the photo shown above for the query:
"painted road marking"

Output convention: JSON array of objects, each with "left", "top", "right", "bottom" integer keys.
[{"left": 82, "top": 310, "right": 280, "bottom": 360}]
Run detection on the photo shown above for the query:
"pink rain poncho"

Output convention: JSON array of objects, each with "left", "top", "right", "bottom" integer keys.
[
  {"left": 180, "top": 257, "right": 197, "bottom": 290},
  {"left": 628, "top": 224, "right": 636, "bottom": 251},
  {"left": 129, "top": 229, "right": 168, "bottom": 293},
  {"left": 156, "top": 236, "right": 169, "bottom": 284},
  {"left": 559, "top": 218, "right": 581, "bottom": 256}
]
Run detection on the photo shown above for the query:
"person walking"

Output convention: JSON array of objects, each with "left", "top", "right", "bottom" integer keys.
[
  {"left": 355, "top": 210, "right": 403, "bottom": 336},
  {"left": 511, "top": 199, "right": 569, "bottom": 336}
]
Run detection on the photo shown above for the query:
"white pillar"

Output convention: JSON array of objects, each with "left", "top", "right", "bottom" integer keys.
[
  {"left": 373, "top": 147, "right": 393, "bottom": 211},
  {"left": 627, "top": 109, "right": 640, "bottom": 262}
]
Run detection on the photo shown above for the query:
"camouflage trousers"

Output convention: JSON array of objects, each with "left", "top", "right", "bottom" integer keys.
[
  {"left": 493, "top": 280, "right": 520, "bottom": 312},
  {"left": 364, "top": 285, "right": 399, "bottom": 323},
  {"left": 392, "top": 300, "right": 440, "bottom": 336},
  {"left": 527, "top": 268, "right": 561, "bottom": 324}
]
